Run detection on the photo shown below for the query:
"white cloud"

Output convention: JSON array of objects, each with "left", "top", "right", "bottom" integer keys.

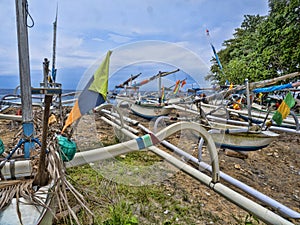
[
  {"left": 108, "top": 33, "right": 133, "bottom": 44},
  {"left": 0, "top": 0, "right": 269, "bottom": 89},
  {"left": 92, "top": 38, "right": 105, "bottom": 42}
]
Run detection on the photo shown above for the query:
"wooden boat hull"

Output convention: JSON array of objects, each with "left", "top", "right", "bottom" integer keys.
[
  {"left": 208, "top": 121, "right": 279, "bottom": 151},
  {"left": 212, "top": 130, "right": 278, "bottom": 151},
  {"left": 130, "top": 102, "right": 174, "bottom": 119}
]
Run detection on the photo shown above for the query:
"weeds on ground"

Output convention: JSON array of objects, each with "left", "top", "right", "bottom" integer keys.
[
  {"left": 54, "top": 150, "right": 259, "bottom": 225},
  {"left": 232, "top": 213, "right": 260, "bottom": 225}
]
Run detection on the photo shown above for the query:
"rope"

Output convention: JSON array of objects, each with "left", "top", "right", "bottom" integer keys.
[{"left": 25, "top": 0, "right": 34, "bottom": 28}]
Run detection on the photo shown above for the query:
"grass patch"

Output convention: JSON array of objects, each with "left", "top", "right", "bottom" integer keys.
[
  {"left": 115, "top": 151, "right": 163, "bottom": 166},
  {"left": 54, "top": 164, "right": 226, "bottom": 225}
]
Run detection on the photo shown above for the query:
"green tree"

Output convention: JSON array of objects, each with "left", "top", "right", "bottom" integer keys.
[{"left": 207, "top": 0, "right": 300, "bottom": 85}]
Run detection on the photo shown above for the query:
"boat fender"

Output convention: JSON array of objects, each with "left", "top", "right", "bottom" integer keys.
[
  {"left": 57, "top": 135, "right": 77, "bottom": 162},
  {"left": 0, "top": 139, "right": 4, "bottom": 155}
]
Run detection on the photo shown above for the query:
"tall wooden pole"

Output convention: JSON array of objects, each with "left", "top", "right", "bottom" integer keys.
[
  {"left": 33, "top": 94, "right": 51, "bottom": 186},
  {"left": 15, "top": 0, "right": 33, "bottom": 121},
  {"left": 15, "top": 0, "right": 35, "bottom": 159}
]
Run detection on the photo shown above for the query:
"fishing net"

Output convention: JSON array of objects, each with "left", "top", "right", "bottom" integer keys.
[{"left": 57, "top": 135, "right": 77, "bottom": 162}]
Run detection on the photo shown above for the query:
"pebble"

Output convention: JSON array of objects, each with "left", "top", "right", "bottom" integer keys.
[
  {"left": 293, "top": 194, "right": 299, "bottom": 200},
  {"left": 234, "top": 164, "right": 241, "bottom": 170}
]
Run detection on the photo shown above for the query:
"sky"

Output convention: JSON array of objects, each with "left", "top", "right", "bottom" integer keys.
[{"left": 0, "top": 0, "right": 269, "bottom": 91}]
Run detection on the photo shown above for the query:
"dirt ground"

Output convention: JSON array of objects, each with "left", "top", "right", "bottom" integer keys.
[
  {"left": 0, "top": 106, "right": 299, "bottom": 224},
  {"left": 74, "top": 106, "right": 300, "bottom": 224},
  {"left": 153, "top": 113, "right": 299, "bottom": 225}
]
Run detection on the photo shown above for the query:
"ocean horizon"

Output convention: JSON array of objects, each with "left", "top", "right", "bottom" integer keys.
[{"left": 0, "top": 89, "right": 76, "bottom": 98}]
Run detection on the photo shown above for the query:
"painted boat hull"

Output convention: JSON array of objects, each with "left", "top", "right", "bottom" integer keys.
[
  {"left": 212, "top": 130, "right": 278, "bottom": 151},
  {"left": 130, "top": 103, "right": 174, "bottom": 119},
  {"left": 207, "top": 121, "right": 279, "bottom": 151}
]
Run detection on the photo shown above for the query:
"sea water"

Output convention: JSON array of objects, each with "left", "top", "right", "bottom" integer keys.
[
  {"left": 0, "top": 89, "right": 15, "bottom": 99},
  {"left": 0, "top": 89, "right": 77, "bottom": 110}
]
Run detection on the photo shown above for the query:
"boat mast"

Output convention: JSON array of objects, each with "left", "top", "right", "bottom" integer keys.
[
  {"left": 51, "top": 4, "right": 58, "bottom": 83},
  {"left": 15, "top": 0, "right": 35, "bottom": 158}
]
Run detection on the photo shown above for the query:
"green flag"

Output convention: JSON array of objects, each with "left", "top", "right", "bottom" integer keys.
[
  {"left": 88, "top": 50, "right": 112, "bottom": 99},
  {"left": 62, "top": 50, "right": 112, "bottom": 133},
  {"left": 272, "top": 92, "right": 295, "bottom": 125}
]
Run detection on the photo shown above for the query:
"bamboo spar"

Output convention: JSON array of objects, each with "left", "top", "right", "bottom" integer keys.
[{"left": 249, "top": 72, "right": 300, "bottom": 90}]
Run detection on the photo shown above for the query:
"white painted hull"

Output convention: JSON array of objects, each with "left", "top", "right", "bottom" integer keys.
[
  {"left": 207, "top": 121, "right": 279, "bottom": 151},
  {"left": 130, "top": 103, "right": 174, "bottom": 119}
]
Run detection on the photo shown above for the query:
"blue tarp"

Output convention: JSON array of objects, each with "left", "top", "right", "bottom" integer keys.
[{"left": 253, "top": 83, "right": 293, "bottom": 93}]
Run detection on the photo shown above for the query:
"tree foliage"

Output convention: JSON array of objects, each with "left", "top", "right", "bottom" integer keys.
[{"left": 207, "top": 0, "right": 300, "bottom": 85}]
